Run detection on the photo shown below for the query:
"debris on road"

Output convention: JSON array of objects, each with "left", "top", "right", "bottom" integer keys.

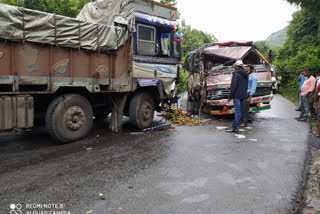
[
  {"left": 130, "top": 132, "right": 145, "bottom": 135},
  {"left": 162, "top": 107, "right": 203, "bottom": 126},
  {"left": 86, "top": 211, "right": 93, "bottom": 214},
  {"left": 168, "top": 126, "right": 175, "bottom": 131},
  {"left": 98, "top": 193, "right": 105, "bottom": 200},
  {"left": 142, "top": 124, "right": 169, "bottom": 132},
  {"left": 201, "top": 118, "right": 216, "bottom": 123},
  {"left": 85, "top": 148, "right": 92, "bottom": 151},
  {"left": 249, "top": 139, "right": 258, "bottom": 142},
  {"left": 216, "top": 126, "right": 228, "bottom": 130},
  {"left": 235, "top": 134, "right": 246, "bottom": 139}
]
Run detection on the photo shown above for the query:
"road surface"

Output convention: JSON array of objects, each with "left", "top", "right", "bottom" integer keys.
[{"left": 0, "top": 94, "right": 310, "bottom": 214}]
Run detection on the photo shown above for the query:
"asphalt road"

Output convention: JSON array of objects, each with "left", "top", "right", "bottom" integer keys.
[{"left": 0, "top": 94, "right": 310, "bottom": 214}]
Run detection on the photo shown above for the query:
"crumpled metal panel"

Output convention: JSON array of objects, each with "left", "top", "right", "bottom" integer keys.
[
  {"left": 184, "top": 43, "right": 213, "bottom": 74},
  {"left": 203, "top": 46, "right": 252, "bottom": 60},
  {"left": 213, "top": 40, "right": 253, "bottom": 46}
]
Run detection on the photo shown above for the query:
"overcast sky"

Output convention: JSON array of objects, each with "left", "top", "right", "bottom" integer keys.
[{"left": 172, "top": 0, "right": 299, "bottom": 42}]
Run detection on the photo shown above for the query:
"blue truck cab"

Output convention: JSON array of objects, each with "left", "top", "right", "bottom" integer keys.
[{"left": 132, "top": 1, "right": 181, "bottom": 102}]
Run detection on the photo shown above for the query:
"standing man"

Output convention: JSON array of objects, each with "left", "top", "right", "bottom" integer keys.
[
  {"left": 296, "top": 71, "right": 307, "bottom": 111},
  {"left": 297, "top": 68, "right": 316, "bottom": 122},
  {"left": 226, "top": 60, "right": 248, "bottom": 133},
  {"left": 239, "top": 65, "right": 257, "bottom": 127}
]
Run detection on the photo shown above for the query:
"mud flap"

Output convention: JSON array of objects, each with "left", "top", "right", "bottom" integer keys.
[{"left": 109, "top": 93, "right": 128, "bottom": 133}]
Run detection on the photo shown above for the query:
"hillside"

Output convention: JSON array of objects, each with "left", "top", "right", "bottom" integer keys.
[{"left": 265, "top": 27, "right": 288, "bottom": 47}]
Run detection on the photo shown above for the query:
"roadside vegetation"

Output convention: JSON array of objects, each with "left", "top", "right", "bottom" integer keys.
[
  {"left": 274, "top": 0, "right": 320, "bottom": 103},
  {"left": 0, "top": 0, "right": 91, "bottom": 18},
  {"left": 160, "top": 1, "right": 217, "bottom": 94}
]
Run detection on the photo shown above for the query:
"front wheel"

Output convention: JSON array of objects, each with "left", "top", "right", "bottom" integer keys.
[
  {"left": 45, "top": 94, "right": 93, "bottom": 143},
  {"left": 129, "top": 92, "right": 155, "bottom": 129}
]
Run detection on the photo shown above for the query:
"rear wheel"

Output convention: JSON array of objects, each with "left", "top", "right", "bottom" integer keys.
[
  {"left": 45, "top": 94, "right": 93, "bottom": 143},
  {"left": 129, "top": 92, "right": 155, "bottom": 129}
]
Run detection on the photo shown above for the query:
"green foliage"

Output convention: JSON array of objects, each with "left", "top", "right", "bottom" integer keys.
[
  {"left": 254, "top": 40, "right": 271, "bottom": 59},
  {"left": 160, "top": 0, "right": 177, "bottom": 7},
  {"left": 0, "top": 0, "right": 91, "bottom": 18},
  {"left": 286, "top": 0, "right": 320, "bottom": 14},
  {"left": 180, "top": 19, "right": 217, "bottom": 59},
  {"left": 177, "top": 19, "right": 217, "bottom": 93},
  {"left": 265, "top": 27, "right": 288, "bottom": 48},
  {"left": 274, "top": 7, "right": 320, "bottom": 97}
]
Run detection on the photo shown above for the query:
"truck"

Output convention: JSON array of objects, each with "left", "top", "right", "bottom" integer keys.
[
  {"left": 0, "top": 0, "right": 181, "bottom": 142},
  {"left": 185, "top": 41, "right": 273, "bottom": 115}
]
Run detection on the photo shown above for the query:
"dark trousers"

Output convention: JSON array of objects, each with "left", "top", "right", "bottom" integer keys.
[
  {"left": 232, "top": 99, "right": 241, "bottom": 130},
  {"left": 300, "top": 95, "right": 310, "bottom": 120},
  {"left": 240, "top": 98, "right": 249, "bottom": 124}
]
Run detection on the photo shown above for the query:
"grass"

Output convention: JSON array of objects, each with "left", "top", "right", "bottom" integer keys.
[
  {"left": 279, "top": 86, "right": 316, "bottom": 135},
  {"left": 278, "top": 86, "right": 299, "bottom": 106}
]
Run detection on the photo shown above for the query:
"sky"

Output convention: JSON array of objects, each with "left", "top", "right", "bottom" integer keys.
[{"left": 173, "top": 0, "right": 299, "bottom": 42}]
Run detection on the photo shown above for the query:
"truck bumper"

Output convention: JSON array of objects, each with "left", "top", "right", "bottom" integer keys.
[
  {"left": 210, "top": 104, "right": 271, "bottom": 115},
  {"left": 206, "top": 95, "right": 273, "bottom": 106}
]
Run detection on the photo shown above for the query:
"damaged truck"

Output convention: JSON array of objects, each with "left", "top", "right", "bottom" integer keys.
[
  {"left": 0, "top": 0, "right": 181, "bottom": 142},
  {"left": 185, "top": 41, "right": 273, "bottom": 115}
]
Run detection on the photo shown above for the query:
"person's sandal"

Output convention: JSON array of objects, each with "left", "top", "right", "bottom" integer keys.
[
  {"left": 238, "top": 123, "right": 247, "bottom": 127},
  {"left": 225, "top": 128, "right": 238, "bottom": 133},
  {"left": 298, "top": 118, "right": 307, "bottom": 122}
]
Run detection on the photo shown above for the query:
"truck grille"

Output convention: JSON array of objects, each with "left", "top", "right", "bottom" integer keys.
[
  {"left": 255, "top": 87, "right": 272, "bottom": 96},
  {"left": 207, "top": 89, "right": 229, "bottom": 100}
]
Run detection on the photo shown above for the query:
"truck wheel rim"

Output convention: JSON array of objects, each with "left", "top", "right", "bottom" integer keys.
[
  {"left": 142, "top": 102, "right": 152, "bottom": 121},
  {"left": 65, "top": 106, "right": 85, "bottom": 131}
]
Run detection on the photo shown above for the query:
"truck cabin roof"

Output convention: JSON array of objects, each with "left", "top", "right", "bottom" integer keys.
[
  {"left": 135, "top": 12, "right": 179, "bottom": 28},
  {"left": 202, "top": 41, "right": 268, "bottom": 66}
]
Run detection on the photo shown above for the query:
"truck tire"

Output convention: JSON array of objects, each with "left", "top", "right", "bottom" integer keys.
[
  {"left": 45, "top": 94, "right": 93, "bottom": 143},
  {"left": 129, "top": 92, "right": 155, "bottom": 129}
]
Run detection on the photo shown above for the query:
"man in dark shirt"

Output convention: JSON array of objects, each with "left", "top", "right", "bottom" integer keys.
[{"left": 226, "top": 60, "right": 249, "bottom": 132}]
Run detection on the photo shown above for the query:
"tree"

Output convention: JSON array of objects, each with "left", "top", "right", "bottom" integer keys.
[
  {"left": 254, "top": 41, "right": 271, "bottom": 59},
  {"left": 0, "top": 0, "right": 91, "bottom": 18},
  {"left": 274, "top": 8, "right": 320, "bottom": 91},
  {"left": 160, "top": 0, "right": 177, "bottom": 7},
  {"left": 177, "top": 19, "right": 217, "bottom": 93},
  {"left": 286, "top": 0, "right": 320, "bottom": 13}
]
